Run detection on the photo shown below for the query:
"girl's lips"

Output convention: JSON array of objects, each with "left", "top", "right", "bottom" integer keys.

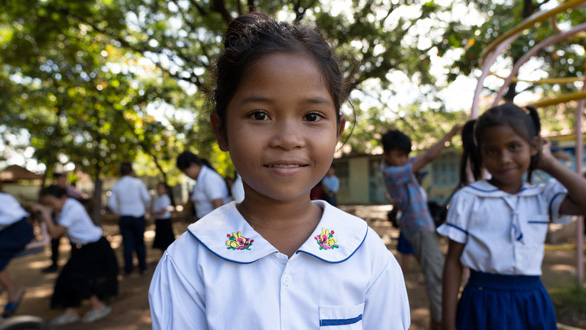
[{"left": 263, "top": 164, "right": 308, "bottom": 175}]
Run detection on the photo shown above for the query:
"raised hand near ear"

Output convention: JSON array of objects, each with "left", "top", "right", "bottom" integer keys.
[{"left": 536, "top": 138, "right": 555, "bottom": 172}]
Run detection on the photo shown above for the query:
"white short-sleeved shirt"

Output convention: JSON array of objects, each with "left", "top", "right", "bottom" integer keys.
[
  {"left": 56, "top": 198, "right": 102, "bottom": 245},
  {"left": 437, "top": 179, "right": 571, "bottom": 276},
  {"left": 149, "top": 201, "right": 410, "bottom": 330},
  {"left": 190, "top": 166, "right": 230, "bottom": 219},
  {"left": 153, "top": 195, "right": 171, "bottom": 220},
  {"left": 108, "top": 176, "right": 151, "bottom": 217},
  {"left": 0, "top": 193, "right": 29, "bottom": 229},
  {"left": 231, "top": 174, "right": 245, "bottom": 203}
]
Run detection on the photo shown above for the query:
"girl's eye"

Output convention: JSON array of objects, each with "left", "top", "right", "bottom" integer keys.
[
  {"left": 304, "top": 112, "right": 323, "bottom": 122},
  {"left": 249, "top": 111, "right": 269, "bottom": 121}
]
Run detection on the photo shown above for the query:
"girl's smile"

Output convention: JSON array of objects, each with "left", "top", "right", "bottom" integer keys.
[{"left": 214, "top": 52, "right": 344, "bottom": 203}]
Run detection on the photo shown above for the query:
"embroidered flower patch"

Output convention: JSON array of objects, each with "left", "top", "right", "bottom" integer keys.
[
  {"left": 314, "top": 228, "right": 339, "bottom": 250},
  {"left": 226, "top": 232, "right": 254, "bottom": 250}
]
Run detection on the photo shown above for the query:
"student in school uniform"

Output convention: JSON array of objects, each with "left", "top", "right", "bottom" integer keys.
[
  {"left": 151, "top": 183, "right": 175, "bottom": 252},
  {"left": 149, "top": 12, "right": 410, "bottom": 329},
  {"left": 439, "top": 104, "right": 586, "bottom": 330},
  {"left": 176, "top": 151, "right": 230, "bottom": 219},
  {"left": 107, "top": 162, "right": 151, "bottom": 275},
  {"left": 33, "top": 185, "right": 118, "bottom": 326},
  {"left": 42, "top": 171, "right": 91, "bottom": 274},
  {"left": 0, "top": 192, "right": 34, "bottom": 318}
]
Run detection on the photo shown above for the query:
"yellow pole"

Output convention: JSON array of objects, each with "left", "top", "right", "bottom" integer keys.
[
  {"left": 481, "top": 0, "right": 586, "bottom": 66},
  {"left": 528, "top": 91, "right": 586, "bottom": 108}
]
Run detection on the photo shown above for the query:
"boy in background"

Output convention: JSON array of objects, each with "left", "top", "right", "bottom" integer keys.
[{"left": 380, "top": 125, "right": 461, "bottom": 330}]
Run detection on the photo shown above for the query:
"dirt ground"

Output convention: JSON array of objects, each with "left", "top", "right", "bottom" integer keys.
[{"left": 1, "top": 205, "right": 585, "bottom": 329}]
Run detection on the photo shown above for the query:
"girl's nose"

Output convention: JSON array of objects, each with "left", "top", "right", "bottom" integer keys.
[
  {"left": 269, "top": 119, "right": 305, "bottom": 150},
  {"left": 500, "top": 150, "right": 513, "bottom": 164}
]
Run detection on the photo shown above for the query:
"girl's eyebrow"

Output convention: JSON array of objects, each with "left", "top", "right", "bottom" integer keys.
[
  {"left": 239, "top": 95, "right": 333, "bottom": 105},
  {"left": 240, "top": 95, "right": 270, "bottom": 104}
]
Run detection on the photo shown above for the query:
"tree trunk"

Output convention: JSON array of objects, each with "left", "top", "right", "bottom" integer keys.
[{"left": 91, "top": 159, "right": 103, "bottom": 225}]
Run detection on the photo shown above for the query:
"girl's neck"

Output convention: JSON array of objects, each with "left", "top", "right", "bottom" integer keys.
[
  {"left": 237, "top": 195, "right": 322, "bottom": 257},
  {"left": 488, "top": 178, "right": 524, "bottom": 194}
]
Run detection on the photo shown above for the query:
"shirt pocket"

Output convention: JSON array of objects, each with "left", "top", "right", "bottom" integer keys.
[
  {"left": 525, "top": 214, "right": 549, "bottom": 245},
  {"left": 319, "top": 303, "right": 364, "bottom": 330}
]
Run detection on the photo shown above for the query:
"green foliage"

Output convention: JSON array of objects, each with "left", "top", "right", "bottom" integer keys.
[
  {"left": 3, "top": 0, "right": 581, "bottom": 188},
  {"left": 440, "top": 0, "right": 586, "bottom": 98},
  {"left": 1, "top": 0, "right": 464, "bottom": 180},
  {"left": 550, "top": 285, "right": 586, "bottom": 328}
]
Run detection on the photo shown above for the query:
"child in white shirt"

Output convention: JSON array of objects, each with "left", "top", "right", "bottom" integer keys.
[
  {"left": 149, "top": 11, "right": 410, "bottom": 330},
  {"left": 34, "top": 185, "right": 118, "bottom": 326},
  {"left": 151, "top": 182, "right": 175, "bottom": 251},
  {"left": 438, "top": 104, "right": 586, "bottom": 330}
]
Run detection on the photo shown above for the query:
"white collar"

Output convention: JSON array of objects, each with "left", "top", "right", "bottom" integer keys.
[
  {"left": 187, "top": 201, "right": 368, "bottom": 264},
  {"left": 464, "top": 180, "right": 542, "bottom": 197}
]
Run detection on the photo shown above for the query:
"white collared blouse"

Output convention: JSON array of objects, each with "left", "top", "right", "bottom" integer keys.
[
  {"left": 149, "top": 201, "right": 410, "bottom": 330},
  {"left": 437, "top": 179, "right": 572, "bottom": 276},
  {"left": 190, "top": 165, "right": 230, "bottom": 219},
  {"left": 56, "top": 198, "right": 102, "bottom": 245},
  {"left": 153, "top": 194, "right": 171, "bottom": 220}
]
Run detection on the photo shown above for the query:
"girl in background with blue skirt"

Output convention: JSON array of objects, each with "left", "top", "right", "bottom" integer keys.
[
  {"left": 438, "top": 104, "right": 586, "bottom": 330},
  {"left": 0, "top": 192, "right": 33, "bottom": 317}
]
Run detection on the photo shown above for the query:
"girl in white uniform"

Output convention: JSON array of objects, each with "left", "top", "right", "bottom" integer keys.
[
  {"left": 438, "top": 104, "right": 586, "bottom": 330},
  {"left": 33, "top": 185, "right": 119, "bottom": 326},
  {"left": 176, "top": 151, "right": 231, "bottom": 219},
  {"left": 149, "top": 12, "right": 410, "bottom": 329},
  {"left": 0, "top": 192, "right": 33, "bottom": 317},
  {"left": 151, "top": 182, "right": 175, "bottom": 251}
]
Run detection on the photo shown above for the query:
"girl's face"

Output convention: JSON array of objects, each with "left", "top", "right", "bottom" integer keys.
[
  {"left": 214, "top": 52, "right": 344, "bottom": 203},
  {"left": 479, "top": 125, "right": 538, "bottom": 194},
  {"left": 182, "top": 163, "right": 202, "bottom": 180},
  {"left": 156, "top": 184, "right": 167, "bottom": 196},
  {"left": 41, "top": 195, "right": 67, "bottom": 213}
]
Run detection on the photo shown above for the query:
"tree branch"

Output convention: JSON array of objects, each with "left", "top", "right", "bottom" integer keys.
[
  {"left": 187, "top": 0, "right": 208, "bottom": 16},
  {"left": 211, "top": 0, "right": 232, "bottom": 22}
]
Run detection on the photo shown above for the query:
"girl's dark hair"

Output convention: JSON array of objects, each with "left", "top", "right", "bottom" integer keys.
[
  {"left": 213, "top": 12, "right": 352, "bottom": 136},
  {"left": 461, "top": 103, "right": 541, "bottom": 183},
  {"left": 176, "top": 151, "right": 215, "bottom": 172},
  {"left": 40, "top": 184, "right": 67, "bottom": 199},
  {"left": 458, "top": 120, "right": 481, "bottom": 187}
]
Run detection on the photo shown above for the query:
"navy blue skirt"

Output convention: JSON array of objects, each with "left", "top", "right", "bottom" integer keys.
[
  {"left": 457, "top": 270, "right": 557, "bottom": 330},
  {"left": 152, "top": 218, "right": 175, "bottom": 251},
  {"left": 0, "top": 218, "right": 34, "bottom": 271},
  {"left": 52, "top": 237, "right": 119, "bottom": 309},
  {"left": 397, "top": 231, "right": 414, "bottom": 255}
]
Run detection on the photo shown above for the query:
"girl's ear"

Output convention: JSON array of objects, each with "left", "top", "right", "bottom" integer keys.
[
  {"left": 210, "top": 112, "right": 229, "bottom": 151},
  {"left": 529, "top": 136, "right": 540, "bottom": 156},
  {"left": 337, "top": 115, "right": 346, "bottom": 139}
]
